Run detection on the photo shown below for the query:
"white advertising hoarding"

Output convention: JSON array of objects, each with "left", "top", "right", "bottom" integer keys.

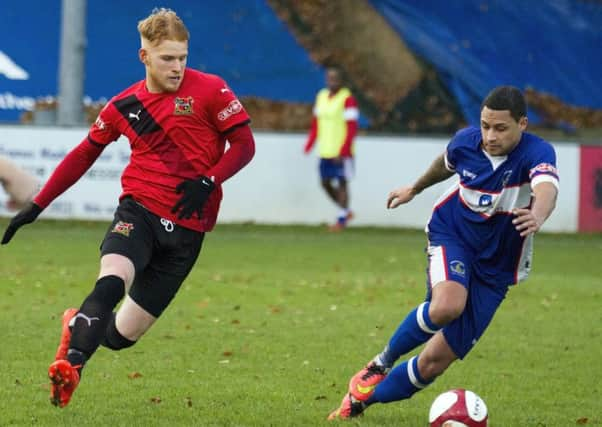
[{"left": 0, "top": 126, "right": 579, "bottom": 232}]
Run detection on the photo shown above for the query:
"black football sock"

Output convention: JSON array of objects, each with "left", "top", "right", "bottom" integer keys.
[
  {"left": 67, "top": 275, "right": 125, "bottom": 368},
  {"left": 101, "top": 312, "right": 136, "bottom": 350},
  {"left": 66, "top": 349, "right": 87, "bottom": 375}
]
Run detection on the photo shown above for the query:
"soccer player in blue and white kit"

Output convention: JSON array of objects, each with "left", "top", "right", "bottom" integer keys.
[{"left": 329, "top": 86, "right": 559, "bottom": 419}]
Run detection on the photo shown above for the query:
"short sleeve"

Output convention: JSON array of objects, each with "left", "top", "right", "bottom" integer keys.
[
  {"left": 528, "top": 142, "right": 559, "bottom": 190},
  {"left": 207, "top": 78, "right": 250, "bottom": 133},
  {"left": 444, "top": 131, "right": 464, "bottom": 172},
  {"left": 88, "top": 101, "right": 121, "bottom": 145}
]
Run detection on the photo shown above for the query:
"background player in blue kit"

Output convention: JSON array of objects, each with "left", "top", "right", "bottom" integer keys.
[{"left": 328, "top": 86, "right": 559, "bottom": 419}]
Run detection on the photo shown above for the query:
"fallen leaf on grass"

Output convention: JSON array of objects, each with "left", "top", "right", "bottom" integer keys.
[
  {"left": 577, "top": 418, "right": 589, "bottom": 425},
  {"left": 150, "top": 396, "right": 162, "bottom": 404},
  {"left": 222, "top": 351, "right": 233, "bottom": 357},
  {"left": 128, "top": 372, "right": 142, "bottom": 379}
]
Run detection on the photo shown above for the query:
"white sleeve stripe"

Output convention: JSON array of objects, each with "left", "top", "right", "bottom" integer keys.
[
  {"left": 531, "top": 175, "right": 559, "bottom": 190},
  {"left": 343, "top": 107, "right": 359, "bottom": 121},
  {"left": 444, "top": 154, "right": 455, "bottom": 172}
]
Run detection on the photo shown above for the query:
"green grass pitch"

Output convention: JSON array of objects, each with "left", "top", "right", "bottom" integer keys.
[{"left": 0, "top": 220, "right": 600, "bottom": 426}]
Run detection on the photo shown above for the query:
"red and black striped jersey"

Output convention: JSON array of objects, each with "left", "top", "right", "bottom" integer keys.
[{"left": 89, "top": 68, "right": 251, "bottom": 232}]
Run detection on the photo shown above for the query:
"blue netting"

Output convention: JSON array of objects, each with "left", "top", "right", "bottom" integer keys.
[
  {"left": 0, "top": 1, "right": 324, "bottom": 122},
  {"left": 369, "top": 0, "right": 602, "bottom": 125}
]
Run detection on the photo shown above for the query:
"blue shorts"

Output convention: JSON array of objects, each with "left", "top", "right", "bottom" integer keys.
[
  {"left": 426, "top": 236, "right": 509, "bottom": 359},
  {"left": 319, "top": 158, "right": 354, "bottom": 180}
]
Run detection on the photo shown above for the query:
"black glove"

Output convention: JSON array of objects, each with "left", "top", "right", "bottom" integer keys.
[
  {"left": 1, "top": 201, "right": 43, "bottom": 245},
  {"left": 171, "top": 175, "right": 215, "bottom": 220}
]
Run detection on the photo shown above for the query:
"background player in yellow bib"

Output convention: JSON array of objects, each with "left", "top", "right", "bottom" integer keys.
[{"left": 304, "top": 67, "right": 359, "bottom": 231}]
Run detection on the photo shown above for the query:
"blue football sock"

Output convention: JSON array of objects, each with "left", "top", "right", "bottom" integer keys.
[
  {"left": 378, "top": 302, "right": 440, "bottom": 367},
  {"left": 368, "top": 356, "right": 432, "bottom": 404}
]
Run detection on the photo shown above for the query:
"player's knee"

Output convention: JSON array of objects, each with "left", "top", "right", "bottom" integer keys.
[
  {"left": 429, "top": 282, "right": 467, "bottom": 325},
  {"left": 99, "top": 254, "right": 135, "bottom": 288},
  {"left": 102, "top": 314, "right": 136, "bottom": 351},
  {"left": 428, "top": 299, "right": 465, "bottom": 326}
]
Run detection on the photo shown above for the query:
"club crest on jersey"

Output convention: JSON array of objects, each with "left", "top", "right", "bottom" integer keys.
[
  {"left": 218, "top": 99, "right": 243, "bottom": 121},
  {"left": 502, "top": 170, "right": 513, "bottom": 186},
  {"left": 449, "top": 260, "right": 466, "bottom": 277},
  {"left": 112, "top": 221, "right": 134, "bottom": 237},
  {"left": 174, "top": 96, "right": 194, "bottom": 115}
]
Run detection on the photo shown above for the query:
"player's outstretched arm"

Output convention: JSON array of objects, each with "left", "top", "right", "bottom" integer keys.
[
  {"left": 512, "top": 181, "right": 558, "bottom": 237},
  {"left": 1, "top": 139, "right": 104, "bottom": 245},
  {"left": 387, "top": 186, "right": 417, "bottom": 209},
  {"left": 1, "top": 201, "right": 43, "bottom": 244},
  {"left": 0, "top": 155, "right": 40, "bottom": 211},
  {"left": 387, "top": 153, "right": 454, "bottom": 209}
]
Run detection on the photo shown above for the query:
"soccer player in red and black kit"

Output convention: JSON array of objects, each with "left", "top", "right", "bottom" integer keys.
[{"left": 1, "top": 8, "right": 255, "bottom": 408}]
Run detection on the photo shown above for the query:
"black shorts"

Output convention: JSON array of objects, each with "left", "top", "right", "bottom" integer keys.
[{"left": 100, "top": 197, "right": 205, "bottom": 317}]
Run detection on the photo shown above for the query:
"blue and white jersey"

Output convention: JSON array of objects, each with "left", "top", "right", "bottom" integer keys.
[{"left": 427, "top": 127, "right": 559, "bottom": 286}]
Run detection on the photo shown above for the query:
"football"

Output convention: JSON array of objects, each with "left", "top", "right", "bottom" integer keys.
[{"left": 428, "top": 389, "right": 488, "bottom": 427}]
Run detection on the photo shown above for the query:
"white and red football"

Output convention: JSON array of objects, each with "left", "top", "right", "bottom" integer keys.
[{"left": 428, "top": 389, "right": 488, "bottom": 427}]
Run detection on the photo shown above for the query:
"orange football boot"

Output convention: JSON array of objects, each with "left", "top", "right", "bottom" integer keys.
[
  {"left": 348, "top": 361, "right": 390, "bottom": 401},
  {"left": 48, "top": 359, "right": 80, "bottom": 408},
  {"left": 328, "top": 211, "right": 354, "bottom": 232},
  {"left": 54, "top": 308, "right": 78, "bottom": 361},
  {"left": 327, "top": 393, "right": 365, "bottom": 420}
]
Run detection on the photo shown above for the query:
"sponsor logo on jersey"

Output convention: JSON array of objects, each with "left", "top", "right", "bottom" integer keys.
[
  {"left": 129, "top": 109, "right": 142, "bottom": 121},
  {"left": 529, "top": 163, "right": 558, "bottom": 177},
  {"left": 449, "top": 260, "right": 466, "bottom": 277},
  {"left": 217, "top": 99, "right": 243, "bottom": 121},
  {"left": 94, "top": 116, "right": 106, "bottom": 130},
  {"left": 462, "top": 169, "right": 477, "bottom": 180},
  {"left": 174, "top": 96, "right": 194, "bottom": 115},
  {"left": 112, "top": 221, "right": 134, "bottom": 237},
  {"left": 478, "top": 194, "right": 493, "bottom": 207}
]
